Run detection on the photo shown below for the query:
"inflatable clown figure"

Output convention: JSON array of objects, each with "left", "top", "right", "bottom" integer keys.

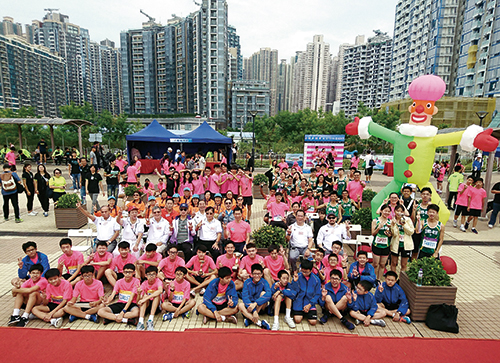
[{"left": 346, "top": 75, "right": 499, "bottom": 224}]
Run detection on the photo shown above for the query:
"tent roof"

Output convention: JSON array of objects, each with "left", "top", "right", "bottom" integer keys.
[
  {"left": 180, "top": 121, "right": 231, "bottom": 144},
  {"left": 126, "top": 120, "right": 176, "bottom": 142}
]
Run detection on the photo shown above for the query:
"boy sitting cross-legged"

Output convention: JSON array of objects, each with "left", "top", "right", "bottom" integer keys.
[
  {"left": 375, "top": 271, "right": 411, "bottom": 324},
  {"left": 238, "top": 263, "right": 272, "bottom": 330},
  {"left": 64, "top": 265, "right": 104, "bottom": 324},
  {"left": 136, "top": 266, "right": 163, "bottom": 331},
  {"left": 269, "top": 270, "right": 297, "bottom": 331},
  {"left": 318, "top": 269, "right": 355, "bottom": 330},
  {"left": 161, "top": 266, "right": 196, "bottom": 322},
  {"left": 347, "top": 280, "right": 386, "bottom": 327},
  {"left": 197, "top": 266, "right": 238, "bottom": 325},
  {"left": 185, "top": 245, "right": 217, "bottom": 295}
]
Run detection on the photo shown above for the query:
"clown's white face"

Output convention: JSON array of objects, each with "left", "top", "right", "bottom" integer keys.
[{"left": 408, "top": 100, "right": 439, "bottom": 126}]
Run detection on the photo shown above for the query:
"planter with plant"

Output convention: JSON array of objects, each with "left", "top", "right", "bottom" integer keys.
[
  {"left": 251, "top": 224, "right": 287, "bottom": 256},
  {"left": 54, "top": 193, "right": 87, "bottom": 229},
  {"left": 253, "top": 174, "right": 269, "bottom": 199},
  {"left": 399, "top": 257, "right": 457, "bottom": 321},
  {"left": 351, "top": 207, "right": 372, "bottom": 234},
  {"left": 124, "top": 185, "right": 146, "bottom": 203},
  {"left": 361, "top": 188, "right": 376, "bottom": 208}
]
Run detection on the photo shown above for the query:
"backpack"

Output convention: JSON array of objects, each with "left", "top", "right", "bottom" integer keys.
[
  {"left": 0, "top": 173, "right": 17, "bottom": 192},
  {"left": 433, "top": 167, "right": 440, "bottom": 179}
]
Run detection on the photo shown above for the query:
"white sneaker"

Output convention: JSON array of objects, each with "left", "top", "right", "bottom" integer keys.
[
  {"left": 460, "top": 225, "right": 466, "bottom": 232},
  {"left": 453, "top": 220, "right": 457, "bottom": 228},
  {"left": 488, "top": 224, "right": 494, "bottom": 229},
  {"left": 33, "top": 211, "right": 38, "bottom": 215},
  {"left": 284, "top": 316, "right": 296, "bottom": 329},
  {"left": 28, "top": 313, "right": 36, "bottom": 320},
  {"left": 272, "top": 322, "right": 279, "bottom": 331},
  {"left": 52, "top": 317, "right": 63, "bottom": 328},
  {"left": 28, "top": 211, "right": 37, "bottom": 216},
  {"left": 370, "top": 319, "right": 386, "bottom": 327},
  {"left": 200, "top": 288, "right": 206, "bottom": 296}
]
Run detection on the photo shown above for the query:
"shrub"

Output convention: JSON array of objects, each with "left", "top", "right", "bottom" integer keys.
[
  {"left": 55, "top": 193, "right": 81, "bottom": 209},
  {"left": 406, "top": 257, "right": 452, "bottom": 287},
  {"left": 251, "top": 224, "right": 287, "bottom": 248},
  {"left": 124, "top": 185, "right": 141, "bottom": 196},
  {"left": 362, "top": 188, "right": 377, "bottom": 202},
  {"left": 342, "top": 158, "right": 350, "bottom": 170},
  {"left": 253, "top": 173, "right": 269, "bottom": 186},
  {"left": 351, "top": 207, "right": 372, "bottom": 230}
]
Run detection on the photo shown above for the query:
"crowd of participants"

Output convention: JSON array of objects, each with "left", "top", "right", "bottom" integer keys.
[{"left": 6, "top": 148, "right": 498, "bottom": 333}]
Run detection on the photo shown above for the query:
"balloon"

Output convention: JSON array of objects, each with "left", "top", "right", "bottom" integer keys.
[{"left": 440, "top": 256, "right": 457, "bottom": 275}]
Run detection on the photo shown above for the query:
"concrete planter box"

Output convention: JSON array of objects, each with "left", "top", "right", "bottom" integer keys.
[
  {"left": 54, "top": 208, "right": 88, "bottom": 229},
  {"left": 399, "top": 271, "right": 457, "bottom": 322}
]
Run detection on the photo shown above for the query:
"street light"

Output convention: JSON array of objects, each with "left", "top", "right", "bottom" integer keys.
[
  {"left": 249, "top": 109, "right": 258, "bottom": 165},
  {"left": 476, "top": 111, "right": 489, "bottom": 127}
]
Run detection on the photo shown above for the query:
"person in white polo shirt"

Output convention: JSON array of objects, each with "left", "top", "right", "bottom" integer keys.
[
  {"left": 145, "top": 206, "right": 171, "bottom": 255},
  {"left": 286, "top": 209, "right": 313, "bottom": 271},
  {"left": 77, "top": 202, "right": 120, "bottom": 252},
  {"left": 116, "top": 206, "right": 145, "bottom": 258},
  {"left": 196, "top": 206, "right": 222, "bottom": 259},
  {"left": 317, "top": 213, "right": 352, "bottom": 255}
]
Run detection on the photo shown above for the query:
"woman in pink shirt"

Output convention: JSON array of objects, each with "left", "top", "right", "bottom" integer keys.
[
  {"left": 115, "top": 154, "right": 128, "bottom": 172},
  {"left": 126, "top": 161, "right": 138, "bottom": 184},
  {"left": 192, "top": 171, "right": 207, "bottom": 197},
  {"left": 278, "top": 157, "right": 288, "bottom": 172},
  {"left": 5, "top": 147, "right": 17, "bottom": 167},
  {"left": 350, "top": 152, "right": 360, "bottom": 169}
]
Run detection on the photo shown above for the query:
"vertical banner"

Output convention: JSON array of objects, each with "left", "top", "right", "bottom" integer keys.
[{"left": 303, "top": 135, "right": 345, "bottom": 172}]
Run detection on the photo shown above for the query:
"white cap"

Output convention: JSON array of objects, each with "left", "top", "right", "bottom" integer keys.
[
  {"left": 477, "top": 153, "right": 482, "bottom": 158},
  {"left": 168, "top": 147, "right": 172, "bottom": 152},
  {"left": 177, "top": 149, "right": 181, "bottom": 153}
]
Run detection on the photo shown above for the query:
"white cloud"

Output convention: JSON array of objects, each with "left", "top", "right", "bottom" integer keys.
[{"left": 3, "top": 0, "right": 397, "bottom": 59}]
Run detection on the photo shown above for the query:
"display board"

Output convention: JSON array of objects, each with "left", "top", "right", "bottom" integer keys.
[{"left": 303, "top": 134, "right": 345, "bottom": 171}]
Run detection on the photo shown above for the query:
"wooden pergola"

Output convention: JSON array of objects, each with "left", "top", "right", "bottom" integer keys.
[{"left": 0, "top": 118, "right": 93, "bottom": 155}]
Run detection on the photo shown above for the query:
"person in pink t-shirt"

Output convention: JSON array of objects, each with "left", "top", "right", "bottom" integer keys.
[
  {"left": 465, "top": 178, "right": 487, "bottom": 234},
  {"left": 127, "top": 162, "right": 138, "bottom": 184},
  {"left": 85, "top": 241, "right": 112, "bottom": 280},
  {"left": 115, "top": 154, "right": 128, "bottom": 172},
  {"left": 136, "top": 266, "right": 163, "bottom": 331},
  {"left": 216, "top": 241, "right": 244, "bottom": 290},
  {"left": 267, "top": 192, "right": 289, "bottom": 229},
  {"left": 161, "top": 266, "right": 196, "bottom": 321},
  {"left": 226, "top": 165, "right": 241, "bottom": 196},
  {"left": 301, "top": 189, "right": 318, "bottom": 213},
  {"left": 136, "top": 244, "right": 162, "bottom": 279},
  {"left": 5, "top": 147, "right": 17, "bottom": 166},
  {"left": 225, "top": 208, "right": 251, "bottom": 254},
  {"left": 319, "top": 254, "right": 346, "bottom": 284},
  {"left": 32, "top": 268, "right": 72, "bottom": 328},
  {"left": 453, "top": 175, "right": 474, "bottom": 228},
  {"left": 238, "top": 243, "right": 264, "bottom": 281},
  {"left": 263, "top": 244, "right": 289, "bottom": 286},
  {"left": 63, "top": 265, "right": 104, "bottom": 323},
  {"left": 158, "top": 244, "right": 186, "bottom": 281},
  {"left": 8, "top": 264, "right": 47, "bottom": 327},
  {"left": 185, "top": 245, "right": 217, "bottom": 294},
  {"left": 239, "top": 168, "right": 254, "bottom": 219},
  {"left": 57, "top": 238, "right": 84, "bottom": 286},
  {"left": 347, "top": 171, "right": 366, "bottom": 202},
  {"left": 209, "top": 164, "right": 222, "bottom": 194},
  {"left": 105, "top": 241, "right": 137, "bottom": 287},
  {"left": 98, "top": 263, "right": 140, "bottom": 325}
]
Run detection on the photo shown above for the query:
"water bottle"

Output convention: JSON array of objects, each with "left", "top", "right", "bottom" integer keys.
[{"left": 417, "top": 268, "right": 423, "bottom": 286}]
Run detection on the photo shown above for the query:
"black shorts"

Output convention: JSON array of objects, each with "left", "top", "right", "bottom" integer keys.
[
  {"left": 418, "top": 250, "right": 438, "bottom": 259},
  {"left": 63, "top": 273, "right": 80, "bottom": 280},
  {"left": 292, "top": 309, "right": 317, "bottom": 320},
  {"left": 116, "top": 272, "right": 124, "bottom": 281},
  {"left": 412, "top": 233, "right": 422, "bottom": 254},
  {"left": 391, "top": 246, "right": 411, "bottom": 258},
  {"left": 48, "top": 302, "right": 59, "bottom": 312},
  {"left": 243, "top": 196, "right": 253, "bottom": 206},
  {"left": 454, "top": 204, "right": 469, "bottom": 217},
  {"left": 214, "top": 301, "right": 229, "bottom": 311},
  {"left": 468, "top": 208, "right": 481, "bottom": 217},
  {"left": 194, "top": 275, "right": 209, "bottom": 284},
  {"left": 109, "top": 302, "right": 138, "bottom": 314},
  {"left": 372, "top": 245, "right": 391, "bottom": 256},
  {"left": 383, "top": 303, "right": 400, "bottom": 311},
  {"left": 365, "top": 167, "right": 373, "bottom": 176},
  {"left": 145, "top": 303, "right": 161, "bottom": 316}
]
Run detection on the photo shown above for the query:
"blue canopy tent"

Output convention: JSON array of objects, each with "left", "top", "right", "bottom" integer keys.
[{"left": 126, "top": 120, "right": 177, "bottom": 160}]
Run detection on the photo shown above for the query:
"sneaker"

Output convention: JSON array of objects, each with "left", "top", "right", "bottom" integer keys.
[
  {"left": 319, "top": 314, "right": 329, "bottom": 325},
  {"left": 103, "top": 318, "right": 113, "bottom": 325},
  {"left": 8, "top": 315, "right": 20, "bottom": 326},
  {"left": 15, "top": 218, "right": 23, "bottom": 223},
  {"left": 147, "top": 320, "right": 154, "bottom": 331},
  {"left": 400, "top": 316, "right": 411, "bottom": 324},
  {"left": 488, "top": 224, "right": 494, "bottom": 229},
  {"left": 182, "top": 311, "right": 191, "bottom": 319},
  {"left": 260, "top": 319, "right": 271, "bottom": 330},
  {"left": 272, "top": 322, "right": 279, "bottom": 331},
  {"left": 162, "top": 313, "right": 173, "bottom": 322},
  {"left": 16, "top": 316, "right": 28, "bottom": 327},
  {"left": 472, "top": 228, "right": 478, "bottom": 234},
  {"left": 43, "top": 212, "right": 48, "bottom": 217},
  {"left": 127, "top": 318, "right": 137, "bottom": 326},
  {"left": 136, "top": 322, "right": 145, "bottom": 331},
  {"left": 284, "top": 316, "right": 296, "bottom": 329},
  {"left": 226, "top": 315, "right": 237, "bottom": 324},
  {"left": 464, "top": 222, "right": 469, "bottom": 230},
  {"left": 199, "top": 288, "right": 206, "bottom": 296},
  {"left": 203, "top": 315, "right": 208, "bottom": 325},
  {"left": 52, "top": 317, "right": 63, "bottom": 328},
  {"left": 460, "top": 225, "right": 466, "bottom": 232},
  {"left": 370, "top": 319, "right": 386, "bottom": 327},
  {"left": 453, "top": 220, "right": 457, "bottom": 228},
  {"left": 355, "top": 319, "right": 361, "bottom": 326},
  {"left": 244, "top": 318, "right": 251, "bottom": 327},
  {"left": 28, "top": 313, "right": 36, "bottom": 320},
  {"left": 341, "top": 317, "right": 355, "bottom": 330},
  {"left": 89, "top": 314, "right": 98, "bottom": 323},
  {"left": 69, "top": 315, "right": 78, "bottom": 323},
  {"left": 28, "top": 211, "right": 37, "bottom": 216}
]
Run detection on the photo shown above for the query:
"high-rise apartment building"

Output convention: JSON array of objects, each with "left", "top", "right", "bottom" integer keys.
[
  {"left": 455, "top": 0, "right": 499, "bottom": 97},
  {"left": 243, "top": 48, "right": 278, "bottom": 115},
  {"left": 341, "top": 31, "right": 392, "bottom": 116},
  {"left": 227, "top": 25, "right": 242, "bottom": 80},
  {"left": 389, "top": 0, "right": 464, "bottom": 101},
  {"left": 228, "top": 80, "right": 270, "bottom": 129},
  {"left": 326, "top": 56, "right": 339, "bottom": 112},
  {"left": 0, "top": 17, "right": 23, "bottom": 37},
  {"left": 0, "top": 34, "right": 66, "bottom": 116},
  {"left": 290, "top": 35, "right": 331, "bottom": 112},
  {"left": 276, "top": 59, "right": 290, "bottom": 112}
]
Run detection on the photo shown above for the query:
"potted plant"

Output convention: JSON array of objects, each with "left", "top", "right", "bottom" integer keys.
[
  {"left": 362, "top": 188, "right": 376, "bottom": 208},
  {"left": 54, "top": 193, "right": 88, "bottom": 229},
  {"left": 253, "top": 174, "right": 269, "bottom": 199},
  {"left": 399, "top": 257, "right": 457, "bottom": 322},
  {"left": 124, "top": 185, "right": 146, "bottom": 203},
  {"left": 251, "top": 224, "right": 287, "bottom": 256},
  {"left": 351, "top": 207, "right": 372, "bottom": 235}
]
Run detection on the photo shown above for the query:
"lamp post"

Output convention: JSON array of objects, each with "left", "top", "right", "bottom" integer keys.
[
  {"left": 249, "top": 110, "right": 258, "bottom": 165},
  {"left": 476, "top": 111, "right": 489, "bottom": 127}
]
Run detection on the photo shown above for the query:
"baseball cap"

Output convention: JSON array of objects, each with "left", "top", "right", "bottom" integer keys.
[
  {"left": 177, "top": 149, "right": 181, "bottom": 153},
  {"left": 180, "top": 203, "right": 189, "bottom": 209},
  {"left": 173, "top": 193, "right": 180, "bottom": 198},
  {"left": 168, "top": 147, "right": 172, "bottom": 152},
  {"left": 192, "top": 194, "right": 200, "bottom": 199},
  {"left": 128, "top": 205, "right": 139, "bottom": 212},
  {"left": 214, "top": 193, "right": 222, "bottom": 198},
  {"left": 148, "top": 196, "right": 156, "bottom": 201},
  {"left": 183, "top": 187, "right": 191, "bottom": 191},
  {"left": 108, "top": 196, "right": 116, "bottom": 201},
  {"left": 327, "top": 213, "right": 337, "bottom": 219}
]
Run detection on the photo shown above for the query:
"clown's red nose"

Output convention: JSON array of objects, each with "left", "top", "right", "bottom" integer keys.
[{"left": 415, "top": 105, "right": 424, "bottom": 113}]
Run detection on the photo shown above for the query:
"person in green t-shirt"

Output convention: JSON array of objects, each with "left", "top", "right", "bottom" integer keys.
[
  {"left": 416, "top": 204, "right": 444, "bottom": 259},
  {"left": 447, "top": 165, "right": 464, "bottom": 209}
]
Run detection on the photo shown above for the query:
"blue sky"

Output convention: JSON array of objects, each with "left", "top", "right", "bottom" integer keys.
[{"left": 4, "top": 0, "right": 397, "bottom": 59}]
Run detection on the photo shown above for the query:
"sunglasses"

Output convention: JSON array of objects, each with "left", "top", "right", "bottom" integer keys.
[{"left": 206, "top": 212, "right": 213, "bottom": 215}]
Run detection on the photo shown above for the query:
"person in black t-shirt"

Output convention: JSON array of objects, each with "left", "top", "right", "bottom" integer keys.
[
  {"left": 37, "top": 138, "right": 47, "bottom": 164},
  {"left": 79, "top": 158, "right": 91, "bottom": 205},
  {"left": 104, "top": 159, "right": 120, "bottom": 199},
  {"left": 488, "top": 182, "right": 500, "bottom": 228},
  {"left": 68, "top": 152, "right": 81, "bottom": 191},
  {"left": 86, "top": 165, "right": 104, "bottom": 210}
]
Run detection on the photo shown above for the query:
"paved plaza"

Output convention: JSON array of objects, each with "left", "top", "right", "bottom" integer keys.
[{"left": 1, "top": 165, "right": 499, "bottom": 338}]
